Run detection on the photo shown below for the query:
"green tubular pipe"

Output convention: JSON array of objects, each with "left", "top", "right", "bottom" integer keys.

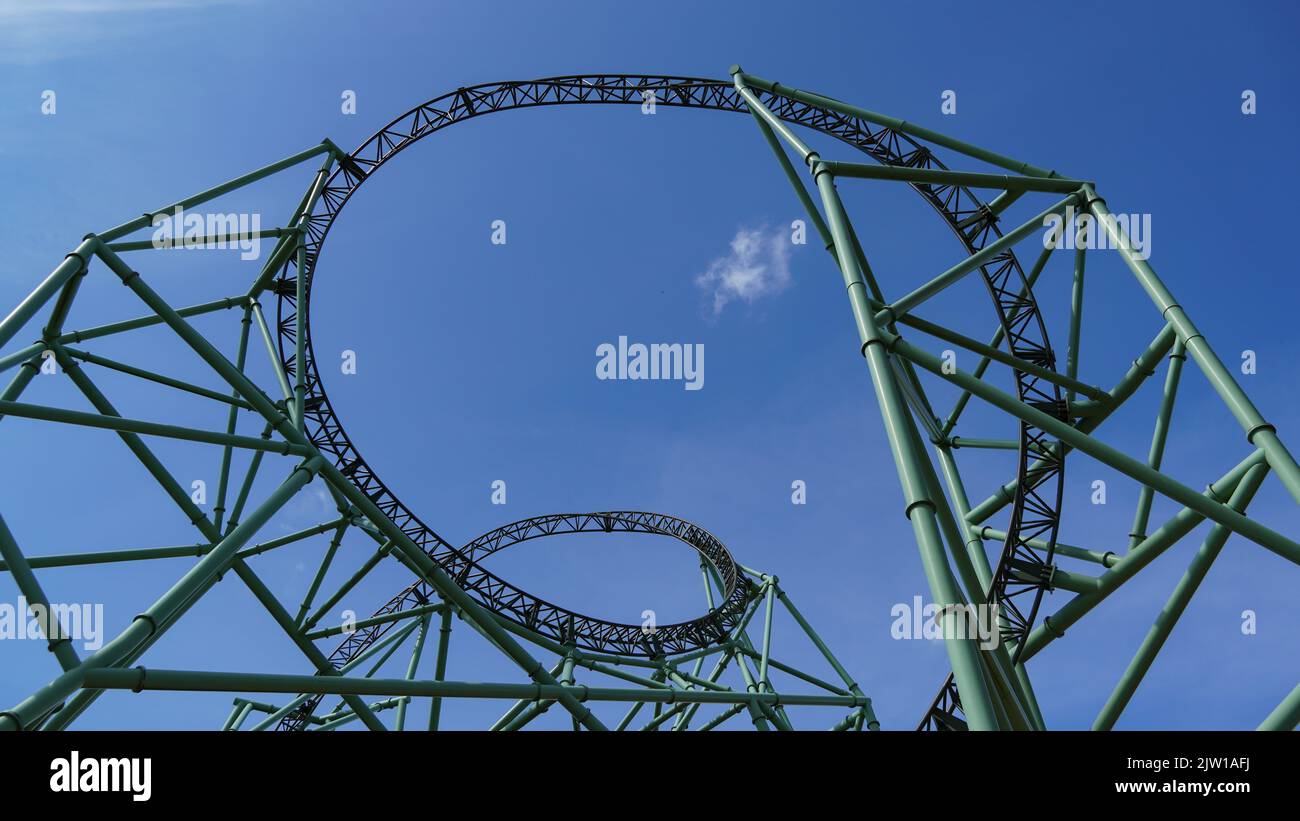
[
  {"left": 248, "top": 616, "right": 423, "bottom": 731},
  {"left": 730, "top": 646, "right": 847, "bottom": 695},
  {"left": 303, "top": 540, "right": 394, "bottom": 630},
  {"left": 93, "top": 239, "right": 604, "bottom": 730},
  {"left": 223, "top": 428, "right": 270, "bottom": 532},
  {"left": 820, "top": 160, "right": 1088, "bottom": 193},
  {"left": 809, "top": 160, "right": 998, "bottom": 729},
  {"left": 949, "top": 437, "right": 1019, "bottom": 451},
  {"left": 294, "top": 521, "right": 346, "bottom": 627},
  {"left": 0, "top": 237, "right": 97, "bottom": 351},
  {"left": 314, "top": 698, "right": 407, "bottom": 732},
  {"left": 1094, "top": 462, "right": 1269, "bottom": 730},
  {"left": 0, "top": 398, "right": 302, "bottom": 457},
  {"left": 887, "top": 330, "right": 1300, "bottom": 564},
  {"left": 0, "top": 514, "right": 81, "bottom": 671},
  {"left": 894, "top": 309, "right": 1108, "bottom": 404},
  {"left": 936, "top": 445, "right": 995, "bottom": 595},
  {"left": 1065, "top": 244, "right": 1086, "bottom": 402},
  {"left": 62, "top": 346, "right": 254, "bottom": 408},
  {"left": 774, "top": 588, "right": 877, "bottom": 728},
  {"left": 54, "top": 351, "right": 221, "bottom": 539},
  {"left": 214, "top": 307, "right": 254, "bottom": 532},
  {"left": 757, "top": 581, "right": 776, "bottom": 686},
  {"left": 97, "top": 142, "right": 333, "bottom": 243},
  {"left": 1258, "top": 683, "right": 1300, "bottom": 731},
  {"left": 56, "top": 296, "right": 249, "bottom": 347},
  {"left": 733, "top": 68, "right": 1060, "bottom": 178},
  {"left": 250, "top": 300, "right": 294, "bottom": 405},
  {"left": 247, "top": 152, "right": 335, "bottom": 301},
  {"left": 1084, "top": 186, "right": 1300, "bottom": 504},
  {"left": 1018, "top": 450, "right": 1265, "bottom": 662},
  {"left": 979, "top": 527, "right": 1118, "bottom": 569},
  {"left": 394, "top": 614, "right": 432, "bottom": 730},
  {"left": 733, "top": 651, "right": 789, "bottom": 730},
  {"left": 1129, "top": 341, "right": 1186, "bottom": 547},
  {"left": 0, "top": 342, "right": 47, "bottom": 375},
  {"left": 0, "top": 458, "right": 322, "bottom": 731},
  {"left": 427, "top": 606, "right": 453, "bottom": 731},
  {"left": 698, "top": 703, "right": 746, "bottom": 731},
  {"left": 232, "top": 557, "right": 387, "bottom": 732},
  {"left": 0, "top": 517, "right": 343, "bottom": 572},
  {"left": 0, "top": 544, "right": 199, "bottom": 572},
  {"left": 105, "top": 227, "right": 300, "bottom": 253},
  {"left": 883, "top": 194, "right": 1080, "bottom": 323},
  {"left": 965, "top": 322, "right": 1176, "bottom": 526},
  {"left": 306, "top": 600, "right": 444, "bottom": 641}
]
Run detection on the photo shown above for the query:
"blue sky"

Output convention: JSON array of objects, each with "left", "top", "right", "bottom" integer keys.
[{"left": 0, "top": 0, "right": 1297, "bottom": 730}]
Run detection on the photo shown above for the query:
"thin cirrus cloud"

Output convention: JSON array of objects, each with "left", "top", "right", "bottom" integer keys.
[
  {"left": 695, "top": 224, "right": 794, "bottom": 316},
  {"left": 0, "top": 0, "right": 249, "bottom": 65}
]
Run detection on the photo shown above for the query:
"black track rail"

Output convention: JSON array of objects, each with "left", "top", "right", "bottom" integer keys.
[{"left": 272, "top": 75, "right": 1065, "bottom": 731}]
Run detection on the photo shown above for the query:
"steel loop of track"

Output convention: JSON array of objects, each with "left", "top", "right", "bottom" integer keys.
[{"left": 271, "top": 75, "right": 1065, "bottom": 730}]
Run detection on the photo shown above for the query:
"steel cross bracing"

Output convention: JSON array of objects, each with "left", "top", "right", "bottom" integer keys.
[
  {"left": 1, "top": 69, "right": 1298, "bottom": 732},
  {"left": 274, "top": 73, "right": 1064, "bottom": 682}
]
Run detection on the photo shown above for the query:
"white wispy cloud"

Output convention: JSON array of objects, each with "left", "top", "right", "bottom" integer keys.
[{"left": 695, "top": 224, "right": 793, "bottom": 315}]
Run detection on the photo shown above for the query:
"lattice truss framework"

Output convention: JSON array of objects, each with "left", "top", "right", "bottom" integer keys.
[{"left": 0, "top": 69, "right": 1297, "bottom": 731}]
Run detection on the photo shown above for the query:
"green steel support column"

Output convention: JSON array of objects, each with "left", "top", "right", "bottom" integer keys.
[
  {"left": 1084, "top": 186, "right": 1300, "bottom": 504},
  {"left": 59, "top": 347, "right": 254, "bottom": 409},
  {"left": 214, "top": 306, "right": 254, "bottom": 533},
  {"left": 490, "top": 658, "right": 566, "bottom": 731},
  {"left": 0, "top": 514, "right": 82, "bottom": 671},
  {"left": 0, "top": 458, "right": 322, "bottom": 731},
  {"left": 303, "top": 540, "right": 395, "bottom": 630},
  {"left": 89, "top": 240, "right": 607, "bottom": 730},
  {"left": 0, "top": 396, "right": 303, "bottom": 458},
  {"left": 223, "top": 426, "right": 273, "bottom": 534},
  {"left": 734, "top": 69, "right": 1060, "bottom": 178},
  {"left": 0, "top": 237, "right": 97, "bottom": 352},
  {"left": 1018, "top": 450, "right": 1265, "bottom": 662},
  {"left": 294, "top": 521, "right": 348, "bottom": 628},
  {"left": 757, "top": 581, "right": 776, "bottom": 687},
  {"left": 1129, "top": 340, "right": 1186, "bottom": 548},
  {"left": 1094, "top": 462, "right": 1269, "bottom": 730},
  {"left": 819, "top": 160, "right": 1087, "bottom": 193},
  {"left": 250, "top": 300, "right": 294, "bottom": 409},
  {"left": 886, "top": 332, "right": 1300, "bottom": 564},
  {"left": 221, "top": 700, "right": 253, "bottom": 732},
  {"left": 428, "top": 606, "right": 453, "bottom": 731},
  {"left": 937, "top": 446, "right": 992, "bottom": 602},
  {"left": 880, "top": 194, "right": 1080, "bottom": 323},
  {"left": 1, "top": 517, "right": 346, "bottom": 573},
  {"left": 965, "top": 322, "right": 1176, "bottom": 526},
  {"left": 54, "top": 296, "right": 250, "bottom": 347},
  {"left": 97, "top": 142, "right": 334, "bottom": 243},
  {"left": 809, "top": 162, "right": 1000, "bottom": 729},
  {"left": 54, "top": 349, "right": 220, "bottom": 536},
  {"left": 1065, "top": 243, "right": 1086, "bottom": 404},
  {"left": 314, "top": 698, "right": 408, "bottom": 732},
  {"left": 228, "top": 559, "right": 387, "bottom": 732},
  {"left": 979, "top": 527, "right": 1119, "bottom": 569},
  {"left": 698, "top": 703, "right": 747, "bottom": 731},
  {"left": 305, "top": 601, "right": 444, "bottom": 642},
  {"left": 394, "top": 613, "right": 432, "bottom": 731},
  {"left": 248, "top": 618, "right": 421, "bottom": 731},
  {"left": 1258, "top": 683, "right": 1300, "bottom": 731},
  {"left": 80, "top": 667, "right": 869, "bottom": 709},
  {"left": 774, "top": 586, "right": 878, "bottom": 729},
  {"left": 732, "top": 648, "right": 790, "bottom": 731}
]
